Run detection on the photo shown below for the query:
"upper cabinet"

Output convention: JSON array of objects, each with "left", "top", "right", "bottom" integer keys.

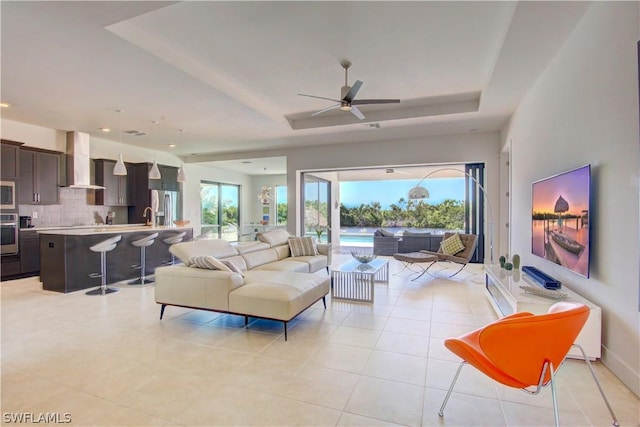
[
  {"left": 19, "top": 148, "right": 60, "bottom": 205},
  {"left": 127, "top": 163, "right": 179, "bottom": 224},
  {"left": 149, "top": 165, "right": 179, "bottom": 191},
  {"left": 1, "top": 141, "right": 22, "bottom": 180},
  {"left": 94, "top": 159, "right": 131, "bottom": 206}
]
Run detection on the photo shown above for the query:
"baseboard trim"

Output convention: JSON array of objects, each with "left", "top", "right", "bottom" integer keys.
[{"left": 601, "top": 345, "right": 640, "bottom": 398}]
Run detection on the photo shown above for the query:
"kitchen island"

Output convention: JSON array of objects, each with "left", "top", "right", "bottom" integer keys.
[{"left": 39, "top": 225, "right": 193, "bottom": 293}]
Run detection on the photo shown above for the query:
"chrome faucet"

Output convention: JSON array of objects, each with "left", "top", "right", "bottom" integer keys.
[{"left": 142, "top": 207, "right": 155, "bottom": 226}]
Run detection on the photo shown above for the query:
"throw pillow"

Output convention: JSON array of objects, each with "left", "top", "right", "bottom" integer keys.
[
  {"left": 221, "top": 260, "right": 244, "bottom": 277},
  {"left": 379, "top": 229, "right": 396, "bottom": 237},
  {"left": 440, "top": 234, "right": 465, "bottom": 256},
  {"left": 288, "top": 236, "right": 318, "bottom": 257},
  {"left": 189, "top": 255, "right": 232, "bottom": 271}
]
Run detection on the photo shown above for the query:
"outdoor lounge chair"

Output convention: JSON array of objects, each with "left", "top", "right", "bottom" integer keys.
[{"left": 419, "top": 232, "right": 478, "bottom": 277}]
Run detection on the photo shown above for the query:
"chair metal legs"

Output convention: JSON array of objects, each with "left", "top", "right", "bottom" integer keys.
[
  {"left": 438, "top": 361, "right": 466, "bottom": 417},
  {"left": 438, "top": 348, "right": 619, "bottom": 427},
  {"left": 572, "top": 344, "right": 619, "bottom": 426}
]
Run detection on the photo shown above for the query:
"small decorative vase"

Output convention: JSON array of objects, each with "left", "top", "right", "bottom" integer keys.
[
  {"left": 499, "top": 255, "right": 506, "bottom": 268},
  {"left": 504, "top": 262, "right": 513, "bottom": 271},
  {"left": 512, "top": 254, "right": 520, "bottom": 270}
]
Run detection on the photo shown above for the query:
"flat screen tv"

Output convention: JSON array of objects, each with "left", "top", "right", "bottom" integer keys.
[{"left": 531, "top": 165, "right": 591, "bottom": 278}]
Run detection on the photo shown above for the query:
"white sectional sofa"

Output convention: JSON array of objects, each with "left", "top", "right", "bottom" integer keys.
[{"left": 154, "top": 229, "right": 332, "bottom": 340}]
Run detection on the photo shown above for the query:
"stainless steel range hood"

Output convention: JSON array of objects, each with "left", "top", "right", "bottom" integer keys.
[{"left": 65, "top": 131, "right": 105, "bottom": 190}]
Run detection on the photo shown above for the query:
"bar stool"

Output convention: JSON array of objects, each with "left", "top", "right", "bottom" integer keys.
[
  {"left": 86, "top": 235, "right": 122, "bottom": 296},
  {"left": 129, "top": 232, "right": 159, "bottom": 285},
  {"left": 162, "top": 231, "right": 187, "bottom": 265}
]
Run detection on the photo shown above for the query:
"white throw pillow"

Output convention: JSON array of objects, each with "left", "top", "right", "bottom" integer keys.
[
  {"left": 189, "top": 255, "right": 232, "bottom": 271},
  {"left": 288, "top": 236, "right": 318, "bottom": 257}
]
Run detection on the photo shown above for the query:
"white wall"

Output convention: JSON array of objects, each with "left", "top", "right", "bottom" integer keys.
[{"left": 502, "top": 2, "right": 640, "bottom": 395}]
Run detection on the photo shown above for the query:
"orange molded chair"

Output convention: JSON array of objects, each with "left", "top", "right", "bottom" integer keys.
[{"left": 438, "top": 302, "right": 618, "bottom": 427}]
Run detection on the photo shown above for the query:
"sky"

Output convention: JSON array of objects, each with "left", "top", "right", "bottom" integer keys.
[
  {"left": 532, "top": 166, "right": 590, "bottom": 215},
  {"left": 339, "top": 178, "right": 464, "bottom": 209}
]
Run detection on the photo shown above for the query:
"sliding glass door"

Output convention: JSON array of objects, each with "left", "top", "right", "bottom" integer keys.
[{"left": 465, "top": 163, "right": 486, "bottom": 263}]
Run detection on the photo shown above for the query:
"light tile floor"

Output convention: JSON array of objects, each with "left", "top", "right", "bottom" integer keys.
[{"left": 2, "top": 255, "right": 638, "bottom": 426}]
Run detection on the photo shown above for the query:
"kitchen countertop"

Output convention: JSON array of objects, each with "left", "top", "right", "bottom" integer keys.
[
  {"left": 34, "top": 224, "right": 193, "bottom": 236},
  {"left": 20, "top": 223, "right": 147, "bottom": 232}
]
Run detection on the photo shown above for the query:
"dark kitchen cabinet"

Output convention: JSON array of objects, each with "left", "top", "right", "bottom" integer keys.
[
  {"left": 94, "top": 159, "right": 131, "bottom": 206},
  {"left": 1, "top": 141, "right": 22, "bottom": 180},
  {"left": 149, "top": 165, "right": 179, "bottom": 191},
  {"left": 19, "top": 149, "right": 60, "bottom": 205},
  {"left": 19, "top": 230, "right": 39, "bottom": 274},
  {"left": 128, "top": 163, "right": 179, "bottom": 223},
  {"left": 1, "top": 256, "right": 21, "bottom": 279}
]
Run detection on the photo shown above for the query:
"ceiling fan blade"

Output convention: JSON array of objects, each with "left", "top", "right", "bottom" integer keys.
[
  {"left": 352, "top": 99, "right": 401, "bottom": 105},
  {"left": 298, "top": 93, "right": 342, "bottom": 103},
  {"left": 350, "top": 105, "right": 365, "bottom": 120},
  {"left": 311, "top": 104, "right": 341, "bottom": 116},
  {"left": 342, "top": 80, "right": 363, "bottom": 103}
]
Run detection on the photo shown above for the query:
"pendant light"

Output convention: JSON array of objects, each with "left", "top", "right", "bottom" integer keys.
[
  {"left": 176, "top": 129, "right": 187, "bottom": 183},
  {"left": 113, "top": 109, "right": 127, "bottom": 176},
  {"left": 149, "top": 120, "right": 161, "bottom": 180},
  {"left": 177, "top": 164, "right": 187, "bottom": 183}
]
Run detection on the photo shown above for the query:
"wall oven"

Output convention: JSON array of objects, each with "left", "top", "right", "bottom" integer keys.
[
  {"left": 0, "top": 213, "right": 19, "bottom": 255},
  {"left": 0, "top": 181, "right": 16, "bottom": 210}
]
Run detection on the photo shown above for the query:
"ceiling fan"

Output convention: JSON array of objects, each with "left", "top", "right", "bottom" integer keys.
[{"left": 298, "top": 60, "right": 400, "bottom": 120}]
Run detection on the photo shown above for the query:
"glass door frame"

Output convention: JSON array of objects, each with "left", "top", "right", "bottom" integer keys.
[{"left": 300, "top": 173, "right": 331, "bottom": 243}]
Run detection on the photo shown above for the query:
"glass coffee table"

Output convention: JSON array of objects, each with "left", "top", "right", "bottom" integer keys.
[{"left": 331, "top": 258, "right": 389, "bottom": 303}]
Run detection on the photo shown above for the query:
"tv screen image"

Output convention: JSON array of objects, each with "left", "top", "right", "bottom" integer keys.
[{"left": 531, "top": 165, "right": 591, "bottom": 277}]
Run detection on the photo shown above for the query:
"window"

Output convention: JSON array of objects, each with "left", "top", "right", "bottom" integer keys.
[
  {"left": 275, "top": 185, "right": 287, "bottom": 225},
  {"left": 200, "top": 181, "right": 240, "bottom": 241}
]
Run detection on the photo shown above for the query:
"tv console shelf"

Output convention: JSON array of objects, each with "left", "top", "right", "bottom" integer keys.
[{"left": 484, "top": 265, "right": 601, "bottom": 360}]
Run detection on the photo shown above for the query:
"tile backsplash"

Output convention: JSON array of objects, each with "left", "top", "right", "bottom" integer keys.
[{"left": 18, "top": 187, "right": 128, "bottom": 227}]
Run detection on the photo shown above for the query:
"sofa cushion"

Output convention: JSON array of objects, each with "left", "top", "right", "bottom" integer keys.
[
  {"left": 288, "top": 255, "right": 326, "bottom": 273},
  {"left": 257, "top": 229, "right": 291, "bottom": 247},
  {"left": 224, "top": 255, "right": 248, "bottom": 271},
  {"left": 403, "top": 230, "right": 431, "bottom": 237},
  {"left": 273, "top": 244, "right": 291, "bottom": 260},
  {"left": 242, "top": 248, "right": 279, "bottom": 270},
  {"left": 379, "top": 229, "right": 396, "bottom": 237},
  {"left": 288, "top": 236, "right": 318, "bottom": 257},
  {"left": 230, "top": 271, "right": 330, "bottom": 321},
  {"left": 252, "top": 259, "right": 310, "bottom": 273},
  {"left": 170, "top": 239, "right": 239, "bottom": 265},
  {"left": 440, "top": 233, "right": 465, "bottom": 255},
  {"left": 222, "top": 260, "right": 244, "bottom": 276},
  {"left": 189, "top": 255, "right": 232, "bottom": 271},
  {"left": 236, "top": 242, "right": 271, "bottom": 254}
]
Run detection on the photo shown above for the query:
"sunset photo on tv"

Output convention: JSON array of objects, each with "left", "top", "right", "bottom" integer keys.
[{"left": 531, "top": 165, "right": 590, "bottom": 277}]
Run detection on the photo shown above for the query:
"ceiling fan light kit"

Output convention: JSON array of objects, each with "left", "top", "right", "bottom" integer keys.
[{"left": 298, "top": 60, "right": 400, "bottom": 120}]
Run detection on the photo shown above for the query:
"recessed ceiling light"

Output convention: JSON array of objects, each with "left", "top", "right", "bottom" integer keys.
[
  {"left": 99, "top": 127, "right": 111, "bottom": 132},
  {"left": 0, "top": 102, "right": 11, "bottom": 108},
  {"left": 241, "top": 161, "right": 252, "bottom": 164},
  {"left": 365, "top": 123, "right": 380, "bottom": 129},
  {"left": 168, "top": 144, "right": 176, "bottom": 148}
]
